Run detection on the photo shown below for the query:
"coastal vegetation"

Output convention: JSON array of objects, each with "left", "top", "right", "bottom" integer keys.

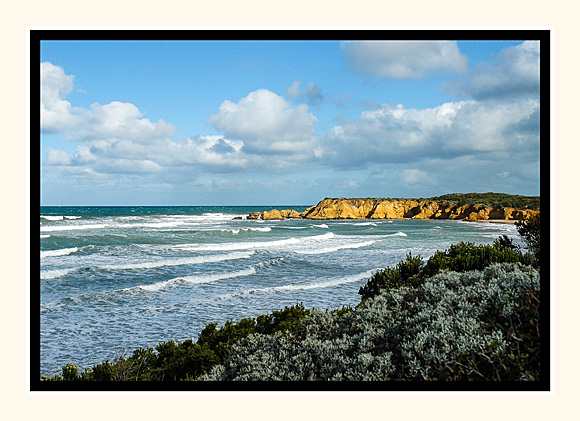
[
  {"left": 41, "top": 207, "right": 543, "bottom": 383},
  {"left": 358, "top": 240, "right": 534, "bottom": 301},
  {"left": 427, "top": 192, "right": 540, "bottom": 210}
]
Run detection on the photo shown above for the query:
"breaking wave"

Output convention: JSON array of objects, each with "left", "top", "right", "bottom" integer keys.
[
  {"left": 240, "top": 269, "right": 377, "bottom": 295},
  {"left": 97, "top": 251, "right": 255, "bottom": 271},
  {"left": 41, "top": 247, "right": 78, "bottom": 258},
  {"left": 130, "top": 267, "right": 257, "bottom": 293},
  {"left": 174, "top": 232, "right": 335, "bottom": 252}
]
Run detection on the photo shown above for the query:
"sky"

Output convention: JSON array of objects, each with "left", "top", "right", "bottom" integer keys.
[{"left": 39, "top": 37, "right": 541, "bottom": 206}]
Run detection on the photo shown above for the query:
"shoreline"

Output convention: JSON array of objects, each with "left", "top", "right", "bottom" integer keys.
[{"left": 473, "top": 219, "right": 518, "bottom": 224}]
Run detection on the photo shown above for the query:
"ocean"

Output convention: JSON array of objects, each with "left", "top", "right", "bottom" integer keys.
[{"left": 38, "top": 206, "right": 520, "bottom": 378}]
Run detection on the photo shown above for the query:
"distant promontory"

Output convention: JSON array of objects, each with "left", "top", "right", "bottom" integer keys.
[{"left": 246, "top": 193, "right": 540, "bottom": 222}]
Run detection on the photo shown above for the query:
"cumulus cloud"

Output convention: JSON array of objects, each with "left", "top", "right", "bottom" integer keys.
[
  {"left": 208, "top": 89, "right": 318, "bottom": 155},
  {"left": 45, "top": 147, "right": 72, "bottom": 165},
  {"left": 442, "top": 41, "right": 540, "bottom": 101},
  {"left": 322, "top": 98, "right": 539, "bottom": 168},
  {"left": 341, "top": 41, "right": 468, "bottom": 79},
  {"left": 41, "top": 62, "right": 76, "bottom": 132},
  {"left": 77, "top": 101, "right": 176, "bottom": 145},
  {"left": 41, "top": 62, "right": 177, "bottom": 151},
  {"left": 41, "top": 65, "right": 318, "bottom": 181}
]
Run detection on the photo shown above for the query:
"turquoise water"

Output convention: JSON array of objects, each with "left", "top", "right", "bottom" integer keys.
[{"left": 38, "top": 206, "right": 520, "bottom": 378}]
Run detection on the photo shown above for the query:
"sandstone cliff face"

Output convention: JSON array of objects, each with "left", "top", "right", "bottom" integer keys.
[
  {"left": 249, "top": 198, "right": 539, "bottom": 221},
  {"left": 262, "top": 209, "right": 301, "bottom": 220}
]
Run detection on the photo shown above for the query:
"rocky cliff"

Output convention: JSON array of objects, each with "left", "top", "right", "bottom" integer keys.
[{"left": 247, "top": 198, "right": 539, "bottom": 222}]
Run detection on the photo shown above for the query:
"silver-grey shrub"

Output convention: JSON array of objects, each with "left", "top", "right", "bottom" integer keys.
[{"left": 201, "top": 263, "right": 539, "bottom": 381}]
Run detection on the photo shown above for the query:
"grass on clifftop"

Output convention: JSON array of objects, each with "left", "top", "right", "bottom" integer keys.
[
  {"left": 427, "top": 193, "right": 540, "bottom": 210},
  {"left": 332, "top": 192, "right": 540, "bottom": 211}
]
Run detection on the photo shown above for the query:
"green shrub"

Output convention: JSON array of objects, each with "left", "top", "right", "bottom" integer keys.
[
  {"left": 359, "top": 242, "right": 534, "bottom": 300},
  {"left": 197, "top": 317, "right": 257, "bottom": 361},
  {"left": 201, "top": 263, "right": 540, "bottom": 382},
  {"left": 421, "top": 241, "right": 533, "bottom": 278},
  {"left": 516, "top": 213, "right": 541, "bottom": 269},
  {"left": 255, "top": 303, "right": 311, "bottom": 335},
  {"left": 358, "top": 252, "right": 423, "bottom": 301},
  {"left": 427, "top": 192, "right": 540, "bottom": 210}
]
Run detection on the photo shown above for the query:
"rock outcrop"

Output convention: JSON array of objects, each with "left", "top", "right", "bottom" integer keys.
[
  {"left": 246, "top": 198, "right": 540, "bottom": 222},
  {"left": 247, "top": 212, "right": 261, "bottom": 220},
  {"left": 262, "top": 209, "right": 302, "bottom": 220}
]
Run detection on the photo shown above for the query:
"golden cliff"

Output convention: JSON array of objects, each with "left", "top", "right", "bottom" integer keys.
[{"left": 249, "top": 198, "right": 539, "bottom": 222}]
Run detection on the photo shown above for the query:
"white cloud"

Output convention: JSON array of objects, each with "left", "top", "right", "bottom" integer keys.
[
  {"left": 170, "top": 136, "right": 250, "bottom": 170},
  {"left": 45, "top": 147, "right": 72, "bottom": 165},
  {"left": 399, "top": 169, "right": 435, "bottom": 186},
  {"left": 41, "top": 62, "right": 76, "bottom": 132},
  {"left": 41, "top": 70, "right": 318, "bottom": 181},
  {"left": 77, "top": 101, "right": 176, "bottom": 145},
  {"left": 208, "top": 89, "right": 318, "bottom": 154},
  {"left": 41, "top": 62, "right": 176, "bottom": 145},
  {"left": 322, "top": 98, "right": 539, "bottom": 167},
  {"left": 443, "top": 41, "right": 540, "bottom": 101},
  {"left": 341, "top": 41, "right": 468, "bottom": 79}
]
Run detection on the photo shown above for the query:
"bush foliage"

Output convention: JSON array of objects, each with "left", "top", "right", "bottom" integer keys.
[
  {"left": 358, "top": 241, "right": 534, "bottom": 301},
  {"left": 516, "top": 213, "right": 541, "bottom": 268},
  {"left": 427, "top": 192, "right": 540, "bottom": 210},
  {"left": 202, "top": 263, "right": 540, "bottom": 381}
]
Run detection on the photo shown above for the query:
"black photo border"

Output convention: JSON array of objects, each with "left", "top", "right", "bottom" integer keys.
[{"left": 31, "top": 28, "right": 551, "bottom": 393}]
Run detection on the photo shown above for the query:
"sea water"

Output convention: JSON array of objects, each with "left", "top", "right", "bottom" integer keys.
[{"left": 38, "top": 206, "right": 520, "bottom": 377}]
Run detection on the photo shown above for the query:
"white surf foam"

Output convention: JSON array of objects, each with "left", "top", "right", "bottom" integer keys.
[
  {"left": 174, "top": 232, "right": 335, "bottom": 252},
  {"left": 337, "top": 222, "right": 377, "bottom": 226},
  {"left": 41, "top": 247, "right": 78, "bottom": 258},
  {"left": 41, "top": 215, "right": 63, "bottom": 221},
  {"left": 222, "top": 228, "right": 240, "bottom": 234},
  {"left": 295, "top": 240, "right": 375, "bottom": 255},
  {"left": 222, "top": 227, "right": 272, "bottom": 234},
  {"left": 134, "top": 267, "right": 257, "bottom": 293},
  {"left": 40, "top": 268, "right": 76, "bottom": 280},
  {"left": 247, "top": 269, "right": 377, "bottom": 295},
  {"left": 385, "top": 231, "right": 407, "bottom": 237},
  {"left": 98, "top": 250, "right": 255, "bottom": 271},
  {"left": 165, "top": 213, "right": 238, "bottom": 224},
  {"left": 40, "top": 234, "right": 50, "bottom": 239},
  {"left": 138, "top": 221, "right": 185, "bottom": 229},
  {"left": 311, "top": 223, "right": 329, "bottom": 229},
  {"left": 40, "top": 224, "right": 107, "bottom": 232},
  {"left": 64, "top": 216, "right": 82, "bottom": 220},
  {"left": 246, "top": 227, "right": 272, "bottom": 232}
]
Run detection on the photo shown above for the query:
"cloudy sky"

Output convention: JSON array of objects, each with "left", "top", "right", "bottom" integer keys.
[{"left": 40, "top": 37, "right": 541, "bottom": 206}]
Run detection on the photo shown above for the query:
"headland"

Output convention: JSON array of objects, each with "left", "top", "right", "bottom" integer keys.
[{"left": 246, "top": 194, "right": 540, "bottom": 222}]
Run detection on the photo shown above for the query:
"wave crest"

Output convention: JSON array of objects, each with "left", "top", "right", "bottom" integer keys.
[{"left": 41, "top": 247, "right": 78, "bottom": 258}]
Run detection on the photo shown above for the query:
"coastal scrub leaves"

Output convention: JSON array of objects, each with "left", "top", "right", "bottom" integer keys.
[
  {"left": 202, "top": 263, "right": 540, "bottom": 381},
  {"left": 358, "top": 252, "right": 423, "bottom": 301},
  {"left": 516, "top": 213, "right": 541, "bottom": 268},
  {"left": 359, "top": 241, "right": 534, "bottom": 301}
]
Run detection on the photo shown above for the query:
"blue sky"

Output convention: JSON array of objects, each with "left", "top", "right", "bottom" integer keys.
[{"left": 40, "top": 38, "right": 541, "bottom": 206}]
